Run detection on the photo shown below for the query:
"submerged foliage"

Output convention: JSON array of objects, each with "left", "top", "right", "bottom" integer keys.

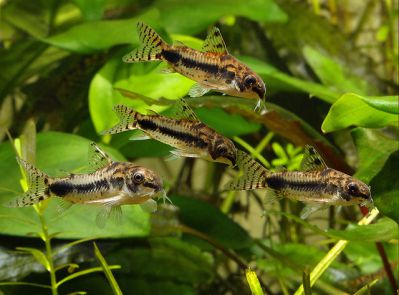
[{"left": 0, "top": 0, "right": 398, "bottom": 294}]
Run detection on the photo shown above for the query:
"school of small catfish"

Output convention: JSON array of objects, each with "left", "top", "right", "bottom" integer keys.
[{"left": 8, "top": 22, "right": 373, "bottom": 227}]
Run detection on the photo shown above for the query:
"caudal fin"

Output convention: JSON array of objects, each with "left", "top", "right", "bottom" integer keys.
[
  {"left": 8, "top": 158, "right": 51, "bottom": 207},
  {"left": 224, "top": 151, "right": 269, "bottom": 191},
  {"left": 101, "top": 104, "right": 138, "bottom": 135},
  {"left": 122, "top": 22, "right": 166, "bottom": 62}
]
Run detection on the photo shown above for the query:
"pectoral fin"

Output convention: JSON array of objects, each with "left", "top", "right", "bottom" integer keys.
[
  {"left": 129, "top": 130, "right": 151, "bottom": 141},
  {"left": 54, "top": 197, "right": 74, "bottom": 215},
  {"left": 140, "top": 199, "right": 158, "bottom": 213},
  {"left": 96, "top": 205, "right": 122, "bottom": 228},
  {"left": 300, "top": 204, "right": 325, "bottom": 219},
  {"left": 188, "top": 83, "right": 211, "bottom": 97},
  {"left": 170, "top": 149, "right": 199, "bottom": 158}
]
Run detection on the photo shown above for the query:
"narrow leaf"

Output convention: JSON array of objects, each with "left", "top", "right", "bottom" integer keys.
[
  {"left": 245, "top": 268, "right": 264, "bottom": 295},
  {"left": 16, "top": 247, "right": 50, "bottom": 271},
  {"left": 93, "top": 242, "right": 123, "bottom": 295}
]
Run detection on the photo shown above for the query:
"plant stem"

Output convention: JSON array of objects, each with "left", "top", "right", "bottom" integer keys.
[{"left": 36, "top": 205, "right": 58, "bottom": 295}]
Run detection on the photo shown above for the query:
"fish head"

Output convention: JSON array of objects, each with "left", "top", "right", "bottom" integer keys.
[
  {"left": 341, "top": 177, "right": 372, "bottom": 206},
  {"left": 232, "top": 70, "right": 266, "bottom": 100},
  {"left": 126, "top": 166, "right": 164, "bottom": 197},
  {"left": 208, "top": 136, "right": 237, "bottom": 166}
]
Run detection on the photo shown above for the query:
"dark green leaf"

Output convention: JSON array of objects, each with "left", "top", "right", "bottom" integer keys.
[
  {"left": 170, "top": 196, "right": 253, "bottom": 249},
  {"left": 352, "top": 128, "right": 399, "bottom": 183},
  {"left": 369, "top": 152, "right": 399, "bottom": 223},
  {"left": 108, "top": 237, "right": 214, "bottom": 284}
]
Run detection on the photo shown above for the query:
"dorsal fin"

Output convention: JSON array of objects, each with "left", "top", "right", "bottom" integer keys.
[
  {"left": 300, "top": 145, "right": 327, "bottom": 172},
  {"left": 225, "top": 150, "right": 269, "bottom": 191},
  {"left": 172, "top": 99, "right": 198, "bottom": 121},
  {"left": 202, "top": 27, "right": 228, "bottom": 54},
  {"left": 88, "top": 143, "right": 113, "bottom": 171}
]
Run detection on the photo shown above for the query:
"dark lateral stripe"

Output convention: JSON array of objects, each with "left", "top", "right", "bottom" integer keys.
[
  {"left": 180, "top": 57, "right": 219, "bottom": 74},
  {"left": 162, "top": 49, "right": 181, "bottom": 63},
  {"left": 50, "top": 182, "right": 74, "bottom": 196},
  {"left": 50, "top": 179, "right": 110, "bottom": 197},
  {"left": 137, "top": 118, "right": 208, "bottom": 148},
  {"left": 265, "top": 175, "right": 324, "bottom": 192}
]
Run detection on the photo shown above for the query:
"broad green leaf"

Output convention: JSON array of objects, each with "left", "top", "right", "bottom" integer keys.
[
  {"left": 155, "top": 0, "right": 287, "bottom": 35},
  {"left": 170, "top": 196, "right": 252, "bottom": 250},
  {"left": 93, "top": 242, "right": 122, "bottom": 295},
  {"left": 44, "top": 9, "right": 160, "bottom": 53},
  {"left": 89, "top": 52, "right": 193, "bottom": 134},
  {"left": 0, "top": 132, "right": 150, "bottom": 238},
  {"left": 360, "top": 95, "right": 399, "bottom": 114},
  {"left": 16, "top": 247, "right": 50, "bottom": 271},
  {"left": 322, "top": 93, "right": 398, "bottom": 132},
  {"left": 326, "top": 217, "right": 398, "bottom": 242},
  {"left": 73, "top": 0, "right": 106, "bottom": 21},
  {"left": 303, "top": 46, "right": 377, "bottom": 95},
  {"left": 352, "top": 128, "right": 399, "bottom": 183}
]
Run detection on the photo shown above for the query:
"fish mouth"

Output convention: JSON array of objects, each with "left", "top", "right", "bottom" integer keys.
[
  {"left": 228, "top": 155, "right": 236, "bottom": 167},
  {"left": 143, "top": 181, "right": 163, "bottom": 193},
  {"left": 252, "top": 85, "right": 266, "bottom": 100}
]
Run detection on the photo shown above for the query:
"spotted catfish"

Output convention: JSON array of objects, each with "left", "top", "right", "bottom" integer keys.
[
  {"left": 101, "top": 100, "right": 237, "bottom": 166},
  {"left": 123, "top": 22, "right": 266, "bottom": 111},
  {"left": 8, "top": 143, "right": 164, "bottom": 227},
  {"left": 225, "top": 146, "right": 373, "bottom": 219}
]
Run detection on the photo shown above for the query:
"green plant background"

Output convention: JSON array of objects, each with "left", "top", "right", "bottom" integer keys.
[{"left": 0, "top": 0, "right": 398, "bottom": 294}]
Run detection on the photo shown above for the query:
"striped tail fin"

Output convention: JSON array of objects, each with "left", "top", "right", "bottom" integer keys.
[
  {"left": 225, "top": 151, "right": 269, "bottom": 191},
  {"left": 101, "top": 104, "right": 138, "bottom": 135},
  {"left": 122, "top": 22, "right": 166, "bottom": 62},
  {"left": 7, "top": 158, "right": 51, "bottom": 207}
]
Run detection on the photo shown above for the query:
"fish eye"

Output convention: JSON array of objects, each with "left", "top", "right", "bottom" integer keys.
[
  {"left": 216, "top": 145, "right": 228, "bottom": 156},
  {"left": 244, "top": 75, "right": 256, "bottom": 86},
  {"left": 133, "top": 172, "right": 144, "bottom": 184},
  {"left": 347, "top": 182, "right": 359, "bottom": 194}
]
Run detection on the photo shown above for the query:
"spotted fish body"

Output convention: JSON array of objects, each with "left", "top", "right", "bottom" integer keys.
[
  {"left": 102, "top": 101, "right": 237, "bottom": 166},
  {"left": 226, "top": 147, "right": 372, "bottom": 218},
  {"left": 123, "top": 22, "right": 266, "bottom": 110},
  {"left": 8, "top": 143, "right": 164, "bottom": 226}
]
